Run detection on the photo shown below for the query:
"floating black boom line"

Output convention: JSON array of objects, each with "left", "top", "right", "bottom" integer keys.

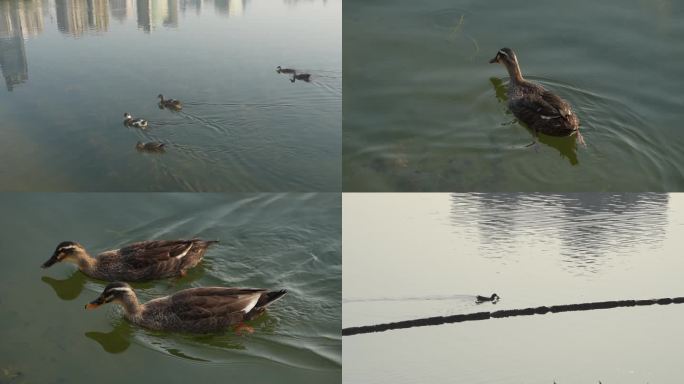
[{"left": 342, "top": 296, "right": 684, "bottom": 336}]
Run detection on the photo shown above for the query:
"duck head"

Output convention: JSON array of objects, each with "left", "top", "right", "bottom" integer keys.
[
  {"left": 276, "top": 66, "right": 282, "bottom": 72},
  {"left": 489, "top": 48, "right": 524, "bottom": 82},
  {"left": 42, "top": 241, "right": 87, "bottom": 268},
  {"left": 86, "top": 282, "right": 136, "bottom": 310},
  {"left": 491, "top": 293, "right": 500, "bottom": 301},
  {"left": 489, "top": 48, "right": 517, "bottom": 64},
  {"left": 123, "top": 112, "right": 132, "bottom": 120},
  {"left": 157, "top": 94, "right": 164, "bottom": 101}
]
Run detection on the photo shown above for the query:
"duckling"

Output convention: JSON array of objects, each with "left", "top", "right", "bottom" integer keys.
[
  {"left": 123, "top": 113, "right": 148, "bottom": 129},
  {"left": 85, "top": 282, "right": 287, "bottom": 334},
  {"left": 276, "top": 65, "right": 296, "bottom": 74},
  {"left": 41, "top": 239, "right": 218, "bottom": 281},
  {"left": 158, "top": 94, "right": 182, "bottom": 110},
  {"left": 489, "top": 48, "right": 582, "bottom": 141},
  {"left": 290, "top": 73, "right": 311, "bottom": 82},
  {"left": 475, "top": 293, "right": 500, "bottom": 304},
  {"left": 136, "top": 141, "right": 166, "bottom": 152}
]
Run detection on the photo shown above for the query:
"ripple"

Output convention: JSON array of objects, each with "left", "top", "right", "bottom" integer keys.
[{"left": 449, "top": 193, "right": 669, "bottom": 275}]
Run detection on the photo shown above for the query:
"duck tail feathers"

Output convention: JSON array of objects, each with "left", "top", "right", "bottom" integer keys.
[{"left": 257, "top": 290, "right": 287, "bottom": 308}]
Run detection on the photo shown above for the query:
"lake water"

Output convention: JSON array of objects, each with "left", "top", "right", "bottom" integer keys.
[
  {"left": 0, "top": 193, "right": 341, "bottom": 383},
  {"left": 0, "top": 0, "right": 341, "bottom": 191},
  {"left": 343, "top": 0, "right": 684, "bottom": 191},
  {"left": 343, "top": 193, "right": 684, "bottom": 383}
]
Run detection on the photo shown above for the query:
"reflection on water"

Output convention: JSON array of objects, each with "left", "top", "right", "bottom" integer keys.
[
  {"left": 0, "top": 0, "right": 340, "bottom": 191},
  {"left": 344, "top": 193, "right": 684, "bottom": 383},
  {"left": 343, "top": 0, "right": 684, "bottom": 192},
  {"left": 55, "top": 0, "right": 109, "bottom": 36},
  {"left": 0, "top": 193, "right": 341, "bottom": 383},
  {"left": 450, "top": 193, "right": 668, "bottom": 274},
  {"left": 41, "top": 272, "right": 87, "bottom": 300},
  {"left": 0, "top": 0, "right": 252, "bottom": 88},
  {"left": 214, "top": 0, "right": 245, "bottom": 17},
  {"left": 490, "top": 77, "right": 580, "bottom": 165},
  {"left": 85, "top": 320, "right": 132, "bottom": 353},
  {"left": 0, "top": 0, "right": 44, "bottom": 90}
]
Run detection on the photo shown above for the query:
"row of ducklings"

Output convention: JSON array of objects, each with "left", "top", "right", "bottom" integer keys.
[
  {"left": 123, "top": 94, "right": 182, "bottom": 152},
  {"left": 276, "top": 66, "right": 312, "bottom": 82},
  {"left": 42, "top": 239, "right": 287, "bottom": 334}
]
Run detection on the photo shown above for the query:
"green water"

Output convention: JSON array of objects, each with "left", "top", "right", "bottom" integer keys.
[
  {"left": 0, "top": 193, "right": 341, "bottom": 383},
  {"left": 343, "top": 0, "right": 684, "bottom": 191},
  {"left": 0, "top": 0, "right": 341, "bottom": 191}
]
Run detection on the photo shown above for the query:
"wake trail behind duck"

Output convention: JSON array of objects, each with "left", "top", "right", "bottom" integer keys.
[{"left": 344, "top": 294, "right": 472, "bottom": 304}]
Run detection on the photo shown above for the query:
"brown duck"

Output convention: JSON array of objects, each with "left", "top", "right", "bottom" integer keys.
[
  {"left": 42, "top": 239, "right": 218, "bottom": 281},
  {"left": 490, "top": 48, "right": 582, "bottom": 142},
  {"left": 158, "top": 94, "right": 183, "bottom": 110},
  {"left": 86, "top": 282, "right": 287, "bottom": 334},
  {"left": 136, "top": 141, "right": 166, "bottom": 152}
]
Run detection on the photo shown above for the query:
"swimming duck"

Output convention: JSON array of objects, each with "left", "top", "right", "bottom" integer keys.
[
  {"left": 489, "top": 48, "right": 581, "bottom": 140},
  {"left": 136, "top": 141, "right": 166, "bottom": 152},
  {"left": 158, "top": 94, "right": 182, "bottom": 110},
  {"left": 276, "top": 65, "right": 296, "bottom": 74},
  {"left": 123, "top": 113, "right": 148, "bottom": 129},
  {"left": 475, "top": 293, "right": 500, "bottom": 303},
  {"left": 42, "top": 239, "right": 218, "bottom": 281},
  {"left": 86, "top": 282, "right": 287, "bottom": 334},
  {"left": 290, "top": 73, "right": 311, "bottom": 82}
]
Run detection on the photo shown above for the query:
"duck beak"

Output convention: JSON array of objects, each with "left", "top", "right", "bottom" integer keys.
[
  {"left": 489, "top": 55, "right": 499, "bottom": 64},
  {"left": 41, "top": 252, "right": 60, "bottom": 268},
  {"left": 85, "top": 296, "right": 106, "bottom": 310}
]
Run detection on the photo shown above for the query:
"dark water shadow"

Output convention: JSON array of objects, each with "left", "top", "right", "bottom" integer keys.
[
  {"left": 490, "top": 77, "right": 579, "bottom": 165},
  {"left": 85, "top": 321, "right": 133, "bottom": 354},
  {"left": 41, "top": 272, "right": 87, "bottom": 300}
]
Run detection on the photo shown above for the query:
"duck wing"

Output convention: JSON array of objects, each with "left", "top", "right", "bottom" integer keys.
[
  {"left": 118, "top": 240, "right": 197, "bottom": 268},
  {"left": 171, "top": 288, "right": 268, "bottom": 321},
  {"left": 540, "top": 91, "right": 574, "bottom": 120}
]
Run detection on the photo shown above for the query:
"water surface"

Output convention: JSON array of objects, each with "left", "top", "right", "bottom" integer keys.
[
  {"left": 343, "top": 0, "right": 684, "bottom": 191},
  {"left": 0, "top": 0, "right": 341, "bottom": 191},
  {"left": 0, "top": 193, "right": 341, "bottom": 383},
  {"left": 343, "top": 193, "right": 684, "bottom": 383}
]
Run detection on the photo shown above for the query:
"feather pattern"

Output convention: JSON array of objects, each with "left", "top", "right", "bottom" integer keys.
[
  {"left": 490, "top": 48, "right": 581, "bottom": 137},
  {"left": 99, "top": 284, "right": 288, "bottom": 333},
  {"left": 66, "top": 239, "right": 217, "bottom": 281}
]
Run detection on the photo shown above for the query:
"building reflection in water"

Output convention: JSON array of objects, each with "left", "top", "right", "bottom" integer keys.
[
  {"left": 0, "top": 0, "right": 44, "bottom": 91},
  {"left": 136, "top": 0, "right": 178, "bottom": 32},
  {"left": 109, "top": 0, "right": 134, "bottom": 22},
  {"left": 55, "top": 0, "right": 109, "bottom": 36},
  {"left": 179, "top": 0, "right": 201, "bottom": 15},
  {"left": 0, "top": 0, "right": 256, "bottom": 90},
  {"left": 214, "top": 0, "right": 245, "bottom": 17},
  {"left": 449, "top": 193, "right": 669, "bottom": 274}
]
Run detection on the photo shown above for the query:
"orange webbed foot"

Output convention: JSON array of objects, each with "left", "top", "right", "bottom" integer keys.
[{"left": 234, "top": 323, "right": 254, "bottom": 336}]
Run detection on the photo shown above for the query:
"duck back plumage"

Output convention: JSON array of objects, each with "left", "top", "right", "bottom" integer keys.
[
  {"left": 91, "top": 239, "right": 217, "bottom": 281},
  {"left": 508, "top": 81, "right": 580, "bottom": 137},
  {"left": 135, "top": 287, "right": 287, "bottom": 333}
]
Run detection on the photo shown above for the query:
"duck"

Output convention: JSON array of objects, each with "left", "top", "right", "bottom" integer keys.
[
  {"left": 136, "top": 141, "right": 166, "bottom": 152},
  {"left": 489, "top": 48, "right": 582, "bottom": 141},
  {"left": 475, "top": 293, "right": 500, "bottom": 303},
  {"left": 85, "top": 282, "right": 287, "bottom": 334},
  {"left": 123, "top": 113, "right": 148, "bottom": 129},
  {"left": 290, "top": 73, "right": 311, "bottom": 82},
  {"left": 276, "top": 65, "right": 296, "bottom": 74},
  {"left": 158, "top": 94, "right": 182, "bottom": 110},
  {"left": 41, "top": 239, "right": 218, "bottom": 281}
]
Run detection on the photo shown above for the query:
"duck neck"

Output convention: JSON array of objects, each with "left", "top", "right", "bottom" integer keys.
[
  {"left": 506, "top": 61, "right": 524, "bottom": 84},
  {"left": 73, "top": 252, "right": 96, "bottom": 273},
  {"left": 120, "top": 294, "right": 143, "bottom": 318}
]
